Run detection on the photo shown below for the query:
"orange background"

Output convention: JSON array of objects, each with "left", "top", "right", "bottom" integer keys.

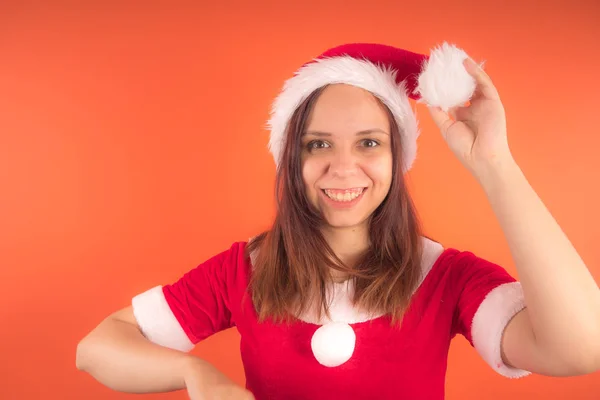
[{"left": 1, "top": 1, "right": 599, "bottom": 399}]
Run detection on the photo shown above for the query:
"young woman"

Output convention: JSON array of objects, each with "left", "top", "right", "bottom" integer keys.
[{"left": 76, "top": 42, "right": 600, "bottom": 399}]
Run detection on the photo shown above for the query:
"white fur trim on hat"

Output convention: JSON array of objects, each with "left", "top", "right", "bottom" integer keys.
[
  {"left": 267, "top": 56, "right": 420, "bottom": 173},
  {"left": 471, "top": 281, "right": 531, "bottom": 378},
  {"left": 131, "top": 285, "right": 195, "bottom": 352}
]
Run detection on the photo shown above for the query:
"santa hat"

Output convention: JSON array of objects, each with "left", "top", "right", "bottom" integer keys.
[{"left": 266, "top": 42, "right": 478, "bottom": 172}]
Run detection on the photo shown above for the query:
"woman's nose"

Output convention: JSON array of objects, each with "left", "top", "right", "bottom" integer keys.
[{"left": 328, "top": 149, "right": 358, "bottom": 177}]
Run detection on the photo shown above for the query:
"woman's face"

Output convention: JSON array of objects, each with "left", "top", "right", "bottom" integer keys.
[{"left": 301, "top": 84, "right": 393, "bottom": 230}]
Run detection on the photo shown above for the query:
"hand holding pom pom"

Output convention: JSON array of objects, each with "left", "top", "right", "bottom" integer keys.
[{"left": 427, "top": 58, "right": 514, "bottom": 180}]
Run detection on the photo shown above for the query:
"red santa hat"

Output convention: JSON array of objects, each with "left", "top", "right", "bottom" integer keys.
[{"left": 266, "top": 42, "right": 478, "bottom": 172}]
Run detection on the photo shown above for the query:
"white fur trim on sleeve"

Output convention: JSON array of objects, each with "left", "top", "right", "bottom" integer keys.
[
  {"left": 471, "top": 281, "right": 531, "bottom": 378},
  {"left": 131, "top": 285, "right": 195, "bottom": 352}
]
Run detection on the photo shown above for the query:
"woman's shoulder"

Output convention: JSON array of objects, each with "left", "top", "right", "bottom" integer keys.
[
  {"left": 421, "top": 238, "right": 516, "bottom": 294},
  {"left": 166, "top": 240, "right": 254, "bottom": 294},
  {"left": 209, "top": 239, "right": 254, "bottom": 279}
]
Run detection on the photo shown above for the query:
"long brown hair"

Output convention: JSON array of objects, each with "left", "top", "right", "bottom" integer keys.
[{"left": 245, "top": 85, "right": 425, "bottom": 325}]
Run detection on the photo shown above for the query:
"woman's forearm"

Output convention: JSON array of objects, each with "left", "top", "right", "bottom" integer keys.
[{"left": 75, "top": 309, "right": 222, "bottom": 394}]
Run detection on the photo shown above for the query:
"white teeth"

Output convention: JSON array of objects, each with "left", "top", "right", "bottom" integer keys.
[{"left": 324, "top": 188, "right": 364, "bottom": 202}]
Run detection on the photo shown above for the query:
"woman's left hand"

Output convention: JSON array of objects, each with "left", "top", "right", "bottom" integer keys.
[{"left": 427, "top": 58, "right": 515, "bottom": 179}]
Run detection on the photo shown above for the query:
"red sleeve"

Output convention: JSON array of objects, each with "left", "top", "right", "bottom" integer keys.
[
  {"left": 131, "top": 242, "right": 247, "bottom": 352},
  {"left": 449, "top": 250, "right": 531, "bottom": 378}
]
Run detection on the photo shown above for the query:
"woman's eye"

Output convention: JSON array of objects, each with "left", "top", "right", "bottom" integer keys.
[
  {"left": 307, "top": 140, "right": 329, "bottom": 150},
  {"left": 362, "top": 139, "right": 379, "bottom": 147}
]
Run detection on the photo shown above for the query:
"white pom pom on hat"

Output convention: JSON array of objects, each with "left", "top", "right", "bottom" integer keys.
[
  {"left": 414, "top": 43, "right": 479, "bottom": 112},
  {"left": 266, "top": 41, "right": 478, "bottom": 173}
]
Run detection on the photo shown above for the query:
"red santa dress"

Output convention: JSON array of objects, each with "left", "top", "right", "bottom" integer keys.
[{"left": 131, "top": 237, "right": 530, "bottom": 399}]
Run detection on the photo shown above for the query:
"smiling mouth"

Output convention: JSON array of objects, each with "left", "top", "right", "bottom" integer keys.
[{"left": 321, "top": 187, "right": 366, "bottom": 202}]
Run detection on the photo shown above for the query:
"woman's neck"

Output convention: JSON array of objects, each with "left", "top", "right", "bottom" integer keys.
[{"left": 321, "top": 223, "right": 370, "bottom": 282}]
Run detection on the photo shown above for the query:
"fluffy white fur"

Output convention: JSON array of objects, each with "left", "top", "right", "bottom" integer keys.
[
  {"left": 131, "top": 285, "right": 195, "bottom": 352},
  {"left": 311, "top": 322, "right": 356, "bottom": 367},
  {"left": 414, "top": 42, "right": 478, "bottom": 112},
  {"left": 266, "top": 56, "right": 420, "bottom": 173},
  {"left": 471, "top": 281, "right": 532, "bottom": 378}
]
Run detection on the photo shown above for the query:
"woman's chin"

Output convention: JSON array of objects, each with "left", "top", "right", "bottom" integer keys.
[{"left": 321, "top": 213, "right": 370, "bottom": 230}]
